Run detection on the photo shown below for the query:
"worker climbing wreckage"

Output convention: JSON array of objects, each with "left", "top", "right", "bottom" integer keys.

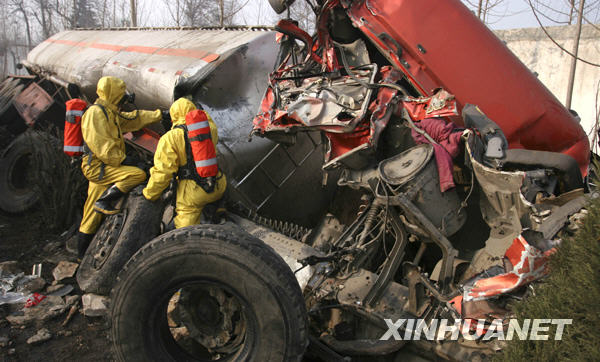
[
  {"left": 0, "top": 0, "right": 596, "bottom": 360},
  {"left": 74, "top": 76, "right": 164, "bottom": 258},
  {"left": 142, "top": 98, "right": 227, "bottom": 229}
]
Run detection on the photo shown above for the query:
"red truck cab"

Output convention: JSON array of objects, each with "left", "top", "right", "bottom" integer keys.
[{"left": 258, "top": 0, "right": 590, "bottom": 176}]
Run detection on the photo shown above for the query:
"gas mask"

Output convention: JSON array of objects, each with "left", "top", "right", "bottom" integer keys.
[{"left": 119, "top": 91, "right": 136, "bottom": 106}]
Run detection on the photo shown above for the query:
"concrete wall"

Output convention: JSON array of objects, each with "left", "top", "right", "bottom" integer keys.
[{"left": 495, "top": 24, "right": 600, "bottom": 150}]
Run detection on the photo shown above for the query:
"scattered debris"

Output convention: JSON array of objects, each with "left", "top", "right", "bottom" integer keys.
[
  {"left": 0, "top": 261, "right": 21, "bottom": 276},
  {"left": 6, "top": 295, "right": 67, "bottom": 326},
  {"left": 27, "top": 328, "right": 52, "bottom": 345},
  {"left": 6, "top": 315, "right": 28, "bottom": 326},
  {"left": 47, "top": 284, "right": 74, "bottom": 297},
  {"left": 0, "top": 272, "right": 45, "bottom": 305},
  {"left": 57, "top": 330, "right": 73, "bottom": 337},
  {"left": 22, "top": 277, "right": 46, "bottom": 293},
  {"left": 31, "top": 263, "right": 42, "bottom": 278},
  {"left": 64, "top": 295, "right": 79, "bottom": 306},
  {"left": 52, "top": 261, "right": 79, "bottom": 282},
  {"left": 46, "top": 284, "right": 65, "bottom": 294},
  {"left": 8, "top": 347, "right": 15, "bottom": 355},
  {"left": 81, "top": 293, "right": 109, "bottom": 317},
  {"left": 25, "top": 293, "right": 46, "bottom": 307},
  {"left": 0, "top": 336, "right": 9, "bottom": 347},
  {"left": 0, "top": 292, "right": 28, "bottom": 305},
  {"left": 62, "top": 301, "right": 79, "bottom": 327}
]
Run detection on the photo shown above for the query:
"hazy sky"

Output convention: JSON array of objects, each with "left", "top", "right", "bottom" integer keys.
[
  {"left": 468, "top": 0, "right": 598, "bottom": 29},
  {"left": 235, "top": 0, "right": 599, "bottom": 30},
  {"left": 138, "top": 0, "right": 599, "bottom": 30}
]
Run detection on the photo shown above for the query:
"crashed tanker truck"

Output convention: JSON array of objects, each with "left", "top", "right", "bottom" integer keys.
[{"left": 0, "top": 0, "right": 594, "bottom": 359}]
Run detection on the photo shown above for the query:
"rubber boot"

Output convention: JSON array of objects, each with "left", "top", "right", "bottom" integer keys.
[
  {"left": 94, "top": 185, "right": 125, "bottom": 215},
  {"left": 77, "top": 232, "right": 94, "bottom": 259}
]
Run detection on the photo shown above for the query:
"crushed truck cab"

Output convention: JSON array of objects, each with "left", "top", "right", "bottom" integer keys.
[{"left": 0, "top": 0, "right": 593, "bottom": 360}]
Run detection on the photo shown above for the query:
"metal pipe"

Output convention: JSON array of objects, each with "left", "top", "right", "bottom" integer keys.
[
  {"left": 413, "top": 242, "right": 427, "bottom": 265},
  {"left": 20, "top": 60, "right": 79, "bottom": 98},
  {"left": 565, "top": 0, "right": 585, "bottom": 109}
]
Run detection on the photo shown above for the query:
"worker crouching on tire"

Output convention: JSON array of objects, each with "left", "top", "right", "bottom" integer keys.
[
  {"left": 77, "top": 76, "right": 163, "bottom": 258},
  {"left": 142, "top": 98, "right": 226, "bottom": 229}
]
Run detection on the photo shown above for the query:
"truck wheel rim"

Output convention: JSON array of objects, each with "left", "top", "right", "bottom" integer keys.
[
  {"left": 154, "top": 281, "right": 257, "bottom": 361},
  {"left": 91, "top": 211, "right": 125, "bottom": 269}
]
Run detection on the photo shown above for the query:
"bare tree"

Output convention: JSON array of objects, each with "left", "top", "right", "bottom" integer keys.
[
  {"left": 525, "top": 0, "right": 600, "bottom": 108},
  {"left": 29, "top": 0, "right": 53, "bottom": 39},
  {"left": 163, "top": 0, "right": 218, "bottom": 26},
  {"left": 163, "top": 0, "right": 184, "bottom": 26},
  {"left": 219, "top": 0, "right": 251, "bottom": 26},
  {"left": 10, "top": 0, "right": 32, "bottom": 48},
  {"left": 162, "top": 0, "right": 248, "bottom": 27},
  {"left": 462, "top": 0, "right": 508, "bottom": 25},
  {"left": 281, "top": 0, "right": 315, "bottom": 33},
  {"left": 130, "top": 0, "right": 136, "bottom": 26}
]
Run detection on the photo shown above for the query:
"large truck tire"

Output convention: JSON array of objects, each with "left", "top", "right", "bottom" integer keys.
[
  {"left": 76, "top": 186, "right": 163, "bottom": 295},
  {"left": 0, "top": 132, "right": 40, "bottom": 213},
  {"left": 110, "top": 224, "right": 309, "bottom": 362}
]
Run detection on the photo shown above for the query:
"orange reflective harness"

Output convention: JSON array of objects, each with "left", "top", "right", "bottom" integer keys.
[{"left": 174, "top": 124, "right": 221, "bottom": 194}]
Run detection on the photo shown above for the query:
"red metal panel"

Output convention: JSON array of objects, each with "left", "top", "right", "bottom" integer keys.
[{"left": 347, "top": 0, "right": 589, "bottom": 175}]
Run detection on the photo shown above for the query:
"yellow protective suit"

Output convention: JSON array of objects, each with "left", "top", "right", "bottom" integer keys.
[
  {"left": 79, "top": 76, "right": 162, "bottom": 235},
  {"left": 142, "top": 98, "right": 226, "bottom": 228}
]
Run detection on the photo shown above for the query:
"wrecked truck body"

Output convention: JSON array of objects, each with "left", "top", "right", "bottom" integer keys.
[
  {"left": 240, "top": 0, "right": 591, "bottom": 358},
  {"left": 0, "top": 0, "right": 594, "bottom": 359},
  {"left": 1, "top": 27, "right": 332, "bottom": 227}
]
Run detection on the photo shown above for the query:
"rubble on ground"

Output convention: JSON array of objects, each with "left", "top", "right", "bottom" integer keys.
[
  {"left": 81, "top": 293, "right": 109, "bottom": 317},
  {"left": 22, "top": 277, "right": 46, "bottom": 293},
  {"left": 45, "top": 284, "right": 65, "bottom": 294},
  {"left": 52, "top": 261, "right": 79, "bottom": 282},
  {"left": 0, "top": 268, "right": 48, "bottom": 305},
  {"left": 6, "top": 295, "right": 68, "bottom": 326},
  {"left": 0, "top": 218, "right": 113, "bottom": 360},
  {"left": 57, "top": 330, "right": 73, "bottom": 337},
  {"left": 26, "top": 328, "right": 52, "bottom": 345},
  {"left": 64, "top": 295, "right": 79, "bottom": 306},
  {"left": 46, "top": 284, "right": 74, "bottom": 297},
  {"left": 0, "top": 261, "right": 20, "bottom": 276}
]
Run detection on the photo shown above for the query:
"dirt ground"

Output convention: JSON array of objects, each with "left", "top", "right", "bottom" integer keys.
[{"left": 0, "top": 210, "right": 113, "bottom": 361}]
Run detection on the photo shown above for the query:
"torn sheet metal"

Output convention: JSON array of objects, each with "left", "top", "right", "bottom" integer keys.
[
  {"left": 465, "top": 132, "right": 533, "bottom": 237},
  {"left": 462, "top": 235, "right": 554, "bottom": 302},
  {"left": 402, "top": 89, "right": 459, "bottom": 121},
  {"left": 253, "top": 65, "right": 376, "bottom": 133}
]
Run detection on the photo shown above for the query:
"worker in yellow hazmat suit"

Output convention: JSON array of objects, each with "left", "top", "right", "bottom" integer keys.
[
  {"left": 142, "top": 98, "right": 226, "bottom": 228},
  {"left": 77, "top": 76, "right": 163, "bottom": 257}
]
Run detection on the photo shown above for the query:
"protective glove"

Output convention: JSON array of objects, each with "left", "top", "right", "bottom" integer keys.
[{"left": 161, "top": 110, "right": 172, "bottom": 131}]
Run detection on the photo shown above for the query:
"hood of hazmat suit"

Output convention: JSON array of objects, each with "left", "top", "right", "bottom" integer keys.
[
  {"left": 143, "top": 98, "right": 225, "bottom": 228},
  {"left": 81, "top": 76, "right": 162, "bottom": 167}
]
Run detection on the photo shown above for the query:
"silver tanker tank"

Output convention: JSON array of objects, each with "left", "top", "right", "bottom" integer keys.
[{"left": 25, "top": 27, "right": 335, "bottom": 228}]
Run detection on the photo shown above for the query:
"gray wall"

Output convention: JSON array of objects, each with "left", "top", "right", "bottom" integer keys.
[{"left": 495, "top": 24, "right": 600, "bottom": 150}]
